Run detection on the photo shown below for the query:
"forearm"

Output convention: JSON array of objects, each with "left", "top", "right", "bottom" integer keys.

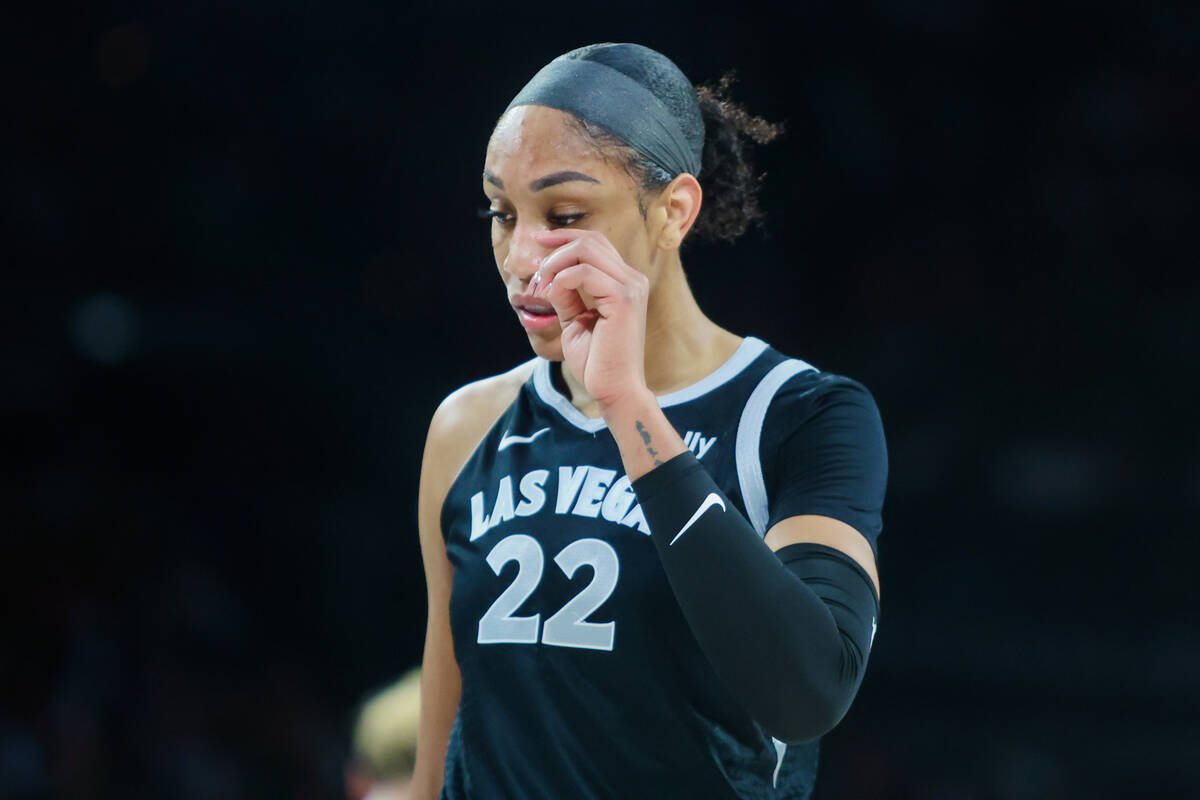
[
  {"left": 627, "top": 449, "right": 878, "bottom": 743},
  {"left": 601, "top": 388, "right": 689, "bottom": 482},
  {"left": 602, "top": 397, "right": 845, "bottom": 737}
]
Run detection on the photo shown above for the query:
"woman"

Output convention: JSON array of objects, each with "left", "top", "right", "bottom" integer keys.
[{"left": 414, "top": 42, "right": 887, "bottom": 799}]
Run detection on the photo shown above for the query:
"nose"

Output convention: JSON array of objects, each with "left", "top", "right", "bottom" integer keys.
[{"left": 502, "top": 222, "right": 547, "bottom": 283}]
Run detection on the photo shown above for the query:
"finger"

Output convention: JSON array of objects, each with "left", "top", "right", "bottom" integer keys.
[
  {"left": 534, "top": 239, "right": 640, "bottom": 304},
  {"left": 532, "top": 227, "right": 602, "bottom": 250},
  {"left": 533, "top": 229, "right": 638, "bottom": 288},
  {"left": 545, "top": 263, "right": 627, "bottom": 323},
  {"left": 536, "top": 230, "right": 625, "bottom": 279},
  {"left": 543, "top": 267, "right": 587, "bottom": 323}
]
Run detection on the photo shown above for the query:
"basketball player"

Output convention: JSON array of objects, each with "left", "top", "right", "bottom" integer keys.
[{"left": 414, "top": 43, "right": 887, "bottom": 799}]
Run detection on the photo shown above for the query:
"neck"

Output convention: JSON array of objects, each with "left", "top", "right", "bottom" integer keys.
[{"left": 556, "top": 253, "right": 742, "bottom": 417}]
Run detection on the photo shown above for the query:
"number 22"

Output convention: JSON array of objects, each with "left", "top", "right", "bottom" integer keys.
[{"left": 477, "top": 534, "right": 619, "bottom": 651}]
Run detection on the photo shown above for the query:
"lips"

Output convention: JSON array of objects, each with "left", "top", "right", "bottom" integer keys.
[{"left": 511, "top": 292, "right": 555, "bottom": 316}]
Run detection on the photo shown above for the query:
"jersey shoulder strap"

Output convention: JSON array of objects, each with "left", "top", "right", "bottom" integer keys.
[{"left": 734, "top": 357, "right": 817, "bottom": 537}]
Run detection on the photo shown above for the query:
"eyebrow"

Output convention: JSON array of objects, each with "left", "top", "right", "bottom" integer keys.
[{"left": 482, "top": 169, "right": 601, "bottom": 192}]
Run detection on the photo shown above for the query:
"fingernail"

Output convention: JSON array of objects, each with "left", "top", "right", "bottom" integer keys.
[{"left": 529, "top": 271, "right": 541, "bottom": 293}]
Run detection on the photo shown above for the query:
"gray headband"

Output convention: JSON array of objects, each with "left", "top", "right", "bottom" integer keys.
[{"left": 504, "top": 57, "right": 702, "bottom": 179}]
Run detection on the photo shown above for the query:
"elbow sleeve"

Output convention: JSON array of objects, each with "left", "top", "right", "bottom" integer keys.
[{"left": 771, "top": 542, "right": 880, "bottom": 742}]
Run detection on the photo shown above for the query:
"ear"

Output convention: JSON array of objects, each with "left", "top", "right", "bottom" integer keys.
[{"left": 652, "top": 172, "right": 703, "bottom": 251}]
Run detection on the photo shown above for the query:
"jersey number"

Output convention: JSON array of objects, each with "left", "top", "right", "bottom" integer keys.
[{"left": 477, "top": 534, "right": 619, "bottom": 651}]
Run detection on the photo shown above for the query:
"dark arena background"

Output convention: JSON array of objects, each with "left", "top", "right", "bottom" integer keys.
[{"left": 6, "top": 1, "right": 1198, "bottom": 798}]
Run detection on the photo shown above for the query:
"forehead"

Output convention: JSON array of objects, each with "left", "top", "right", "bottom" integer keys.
[{"left": 485, "top": 105, "right": 615, "bottom": 179}]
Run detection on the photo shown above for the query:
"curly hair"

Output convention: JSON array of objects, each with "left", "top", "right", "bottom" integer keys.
[{"left": 562, "top": 69, "right": 784, "bottom": 247}]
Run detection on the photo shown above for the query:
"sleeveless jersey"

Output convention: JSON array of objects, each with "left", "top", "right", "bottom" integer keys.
[{"left": 439, "top": 335, "right": 887, "bottom": 799}]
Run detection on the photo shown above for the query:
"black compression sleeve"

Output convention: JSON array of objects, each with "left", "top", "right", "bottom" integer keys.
[{"left": 632, "top": 450, "right": 880, "bottom": 744}]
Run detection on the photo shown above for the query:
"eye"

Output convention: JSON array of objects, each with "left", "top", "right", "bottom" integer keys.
[
  {"left": 478, "top": 207, "right": 513, "bottom": 226},
  {"left": 476, "top": 209, "right": 586, "bottom": 227}
]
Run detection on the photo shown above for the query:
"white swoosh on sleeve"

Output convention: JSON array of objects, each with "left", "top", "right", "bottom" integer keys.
[
  {"left": 669, "top": 493, "right": 726, "bottom": 546},
  {"left": 497, "top": 427, "right": 551, "bottom": 451}
]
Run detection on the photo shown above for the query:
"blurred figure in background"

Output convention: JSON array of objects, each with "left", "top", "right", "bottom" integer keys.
[{"left": 345, "top": 667, "right": 421, "bottom": 800}]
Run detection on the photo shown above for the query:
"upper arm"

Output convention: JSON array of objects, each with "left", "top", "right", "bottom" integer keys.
[
  {"left": 412, "top": 366, "right": 531, "bottom": 796},
  {"left": 760, "top": 377, "right": 888, "bottom": 599},
  {"left": 416, "top": 396, "right": 462, "bottom": 613},
  {"left": 764, "top": 515, "right": 880, "bottom": 599}
]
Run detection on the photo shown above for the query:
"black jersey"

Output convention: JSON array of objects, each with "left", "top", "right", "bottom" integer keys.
[{"left": 440, "top": 336, "right": 888, "bottom": 799}]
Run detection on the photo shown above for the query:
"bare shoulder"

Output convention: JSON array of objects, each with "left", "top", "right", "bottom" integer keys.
[
  {"left": 421, "top": 358, "right": 539, "bottom": 501},
  {"left": 429, "top": 358, "right": 538, "bottom": 453}
]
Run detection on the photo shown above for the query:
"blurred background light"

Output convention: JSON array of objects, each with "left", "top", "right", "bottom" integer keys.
[{"left": 71, "top": 292, "right": 139, "bottom": 364}]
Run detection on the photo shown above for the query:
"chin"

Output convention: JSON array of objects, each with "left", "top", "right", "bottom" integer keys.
[{"left": 526, "top": 330, "right": 563, "bottom": 361}]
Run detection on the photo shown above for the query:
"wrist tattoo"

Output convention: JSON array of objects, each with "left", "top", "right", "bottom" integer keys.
[{"left": 635, "top": 420, "right": 664, "bottom": 466}]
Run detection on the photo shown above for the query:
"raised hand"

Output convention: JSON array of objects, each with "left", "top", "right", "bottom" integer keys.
[{"left": 530, "top": 228, "right": 651, "bottom": 412}]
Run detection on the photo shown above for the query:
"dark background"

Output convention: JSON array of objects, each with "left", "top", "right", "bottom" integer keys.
[{"left": 6, "top": 1, "right": 1198, "bottom": 798}]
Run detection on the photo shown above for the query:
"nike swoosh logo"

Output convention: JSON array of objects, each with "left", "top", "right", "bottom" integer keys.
[
  {"left": 497, "top": 427, "right": 550, "bottom": 451},
  {"left": 669, "top": 493, "right": 726, "bottom": 546}
]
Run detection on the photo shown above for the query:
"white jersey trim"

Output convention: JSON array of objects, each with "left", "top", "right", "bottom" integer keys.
[
  {"left": 772, "top": 736, "right": 787, "bottom": 788},
  {"left": 734, "top": 358, "right": 817, "bottom": 537},
  {"left": 531, "top": 336, "right": 770, "bottom": 433}
]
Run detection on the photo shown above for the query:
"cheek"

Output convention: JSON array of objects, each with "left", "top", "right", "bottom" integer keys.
[
  {"left": 607, "top": 221, "right": 654, "bottom": 275},
  {"left": 491, "top": 230, "right": 509, "bottom": 271}
]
